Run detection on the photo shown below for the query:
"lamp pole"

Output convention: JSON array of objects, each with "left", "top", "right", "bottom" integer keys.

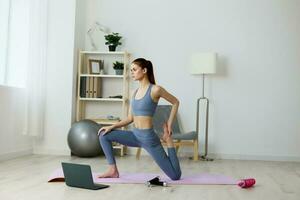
[{"left": 196, "top": 74, "right": 213, "bottom": 161}]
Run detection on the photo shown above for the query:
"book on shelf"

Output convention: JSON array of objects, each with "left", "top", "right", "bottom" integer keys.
[
  {"left": 93, "top": 77, "right": 102, "bottom": 98},
  {"left": 80, "top": 77, "right": 86, "bottom": 97},
  {"left": 80, "top": 77, "right": 102, "bottom": 98},
  {"left": 89, "top": 77, "right": 94, "bottom": 97},
  {"left": 85, "top": 77, "right": 90, "bottom": 97}
]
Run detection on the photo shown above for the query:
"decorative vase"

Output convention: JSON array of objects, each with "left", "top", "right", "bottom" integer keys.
[
  {"left": 115, "top": 69, "right": 123, "bottom": 75},
  {"left": 108, "top": 45, "right": 117, "bottom": 51}
]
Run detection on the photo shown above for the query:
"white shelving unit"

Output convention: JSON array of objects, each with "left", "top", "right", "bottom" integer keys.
[
  {"left": 78, "top": 97, "right": 125, "bottom": 102},
  {"left": 79, "top": 74, "right": 124, "bottom": 78},
  {"left": 76, "top": 50, "right": 130, "bottom": 156}
]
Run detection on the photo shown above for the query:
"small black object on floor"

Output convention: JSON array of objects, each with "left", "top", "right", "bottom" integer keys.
[{"left": 146, "top": 176, "right": 167, "bottom": 187}]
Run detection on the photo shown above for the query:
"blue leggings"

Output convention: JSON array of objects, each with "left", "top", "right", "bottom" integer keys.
[{"left": 99, "top": 127, "right": 181, "bottom": 180}]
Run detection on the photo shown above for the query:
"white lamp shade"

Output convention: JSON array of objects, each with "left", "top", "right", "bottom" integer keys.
[{"left": 189, "top": 52, "right": 217, "bottom": 74}]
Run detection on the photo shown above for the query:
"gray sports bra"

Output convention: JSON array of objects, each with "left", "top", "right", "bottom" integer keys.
[{"left": 131, "top": 84, "right": 158, "bottom": 117}]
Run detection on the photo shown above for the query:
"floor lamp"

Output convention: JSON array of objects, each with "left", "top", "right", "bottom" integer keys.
[
  {"left": 189, "top": 52, "right": 217, "bottom": 161},
  {"left": 87, "top": 22, "right": 109, "bottom": 51}
]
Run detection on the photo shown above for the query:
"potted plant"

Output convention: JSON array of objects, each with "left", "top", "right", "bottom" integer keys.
[
  {"left": 113, "top": 61, "right": 124, "bottom": 75},
  {"left": 104, "top": 32, "right": 122, "bottom": 51}
]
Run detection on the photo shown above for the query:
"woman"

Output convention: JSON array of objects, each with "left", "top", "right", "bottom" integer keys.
[{"left": 98, "top": 58, "right": 181, "bottom": 180}]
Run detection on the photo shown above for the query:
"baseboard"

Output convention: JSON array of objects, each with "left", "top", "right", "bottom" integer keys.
[
  {"left": 0, "top": 148, "right": 33, "bottom": 161},
  {"left": 33, "top": 147, "right": 70, "bottom": 156},
  {"left": 29, "top": 146, "right": 300, "bottom": 162},
  {"left": 125, "top": 147, "right": 300, "bottom": 162},
  {"left": 209, "top": 153, "right": 300, "bottom": 162}
]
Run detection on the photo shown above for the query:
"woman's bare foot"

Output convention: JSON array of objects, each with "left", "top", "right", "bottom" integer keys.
[
  {"left": 162, "top": 123, "right": 174, "bottom": 147},
  {"left": 98, "top": 165, "right": 119, "bottom": 178},
  {"left": 162, "top": 123, "right": 169, "bottom": 142}
]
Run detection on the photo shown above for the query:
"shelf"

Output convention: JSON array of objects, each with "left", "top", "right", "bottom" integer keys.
[
  {"left": 112, "top": 145, "right": 124, "bottom": 149},
  {"left": 80, "top": 51, "right": 127, "bottom": 55},
  {"left": 79, "top": 97, "right": 125, "bottom": 102},
  {"left": 91, "top": 118, "right": 120, "bottom": 125},
  {"left": 80, "top": 74, "right": 124, "bottom": 78},
  {"left": 95, "top": 121, "right": 118, "bottom": 125}
]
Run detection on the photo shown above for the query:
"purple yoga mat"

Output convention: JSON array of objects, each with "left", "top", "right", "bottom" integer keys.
[{"left": 48, "top": 168, "right": 238, "bottom": 185}]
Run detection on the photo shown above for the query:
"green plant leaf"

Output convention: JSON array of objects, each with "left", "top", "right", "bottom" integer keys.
[{"left": 104, "top": 32, "right": 122, "bottom": 46}]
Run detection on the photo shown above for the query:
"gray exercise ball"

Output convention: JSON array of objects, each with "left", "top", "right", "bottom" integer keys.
[{"left": 67, "top": 119, "right": 103, "bottom": 157}]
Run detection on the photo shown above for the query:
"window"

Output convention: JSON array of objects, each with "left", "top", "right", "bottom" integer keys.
[
  {"left": 0, "top": 0, "right": 30, "bottom": 88},
  {"left": 0, "top": 0, "right": 10, "bottom": 84}
]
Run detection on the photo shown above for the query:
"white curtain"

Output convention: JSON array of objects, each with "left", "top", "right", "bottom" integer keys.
[
  {"left": 22, "top": 0, "right": 48, "bottom": 137},
  {"left": 0, "top": 0, "right": 10, "bottom": 84}
]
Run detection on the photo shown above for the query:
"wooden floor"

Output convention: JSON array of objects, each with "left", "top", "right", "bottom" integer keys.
[{"left": 0, "top": 154, "right": 299, "bottom": 200}]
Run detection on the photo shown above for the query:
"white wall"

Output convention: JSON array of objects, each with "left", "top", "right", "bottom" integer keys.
[
  {"left": 75, "top": 0, "right": 300, "bottom": 161},
  {"left": 0, "top": 86, "right": 33, "bottom": 161},
  {"left": 33, "top": 0, "right": 76, "bottom": 155},
  {"left": 33, "top": 0, "right": 300, "bottom": 161}
]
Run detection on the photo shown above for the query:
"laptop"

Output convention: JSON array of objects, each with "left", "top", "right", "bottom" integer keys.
[{"left": 61, "top": 162, "right": 109, "bottom": 190}]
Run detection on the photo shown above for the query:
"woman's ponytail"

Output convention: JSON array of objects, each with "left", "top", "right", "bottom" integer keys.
[{"left": 132, "top": 58, "right": 156, "bottom": 84}]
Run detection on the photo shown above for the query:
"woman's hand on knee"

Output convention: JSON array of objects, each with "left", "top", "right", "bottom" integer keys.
[{"left": 98, "top": 126, "right": 113, "bottom": 136}]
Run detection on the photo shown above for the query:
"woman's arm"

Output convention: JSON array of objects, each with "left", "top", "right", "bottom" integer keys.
[
  {"left": 154, "top": 86, "right": 180, "bottom": 134},
  {"left": 98, "top": 105, "right": 133, "bottom": 135}
]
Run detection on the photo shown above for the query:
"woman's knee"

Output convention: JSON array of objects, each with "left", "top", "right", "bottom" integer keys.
[
  {"left": 99, "top": 130, "right": 120, "bottom": 144},
  {"left": 99, "top": 133, "right": 109, "bottom": 142},
  {"left": 170, "top": 171, "right": 181, "bottom": 180}
]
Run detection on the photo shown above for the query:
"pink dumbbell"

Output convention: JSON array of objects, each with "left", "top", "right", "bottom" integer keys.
[{"left": 238, "top": 178, "right": 256, "bottom": 188}]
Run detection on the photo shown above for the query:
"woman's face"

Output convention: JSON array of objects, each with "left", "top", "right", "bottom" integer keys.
[{"left": 130, "top": 63, "right": 146, "bottom": 81}]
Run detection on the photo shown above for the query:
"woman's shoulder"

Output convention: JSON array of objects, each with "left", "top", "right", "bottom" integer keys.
[
  {"left": 151, "top": 84, "right": 165, "bottom": 95},
  {"left": 151, "top": 84, "right": 161, "bottom": 91}
]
